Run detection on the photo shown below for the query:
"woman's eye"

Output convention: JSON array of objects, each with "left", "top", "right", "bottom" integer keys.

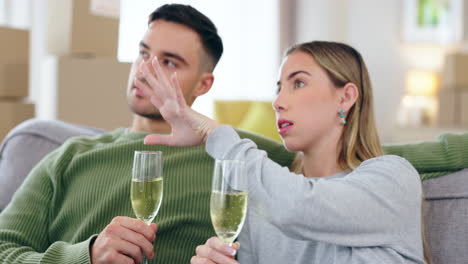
[{"left": 294, "top": 80, "right": 305, "bottom": 89}]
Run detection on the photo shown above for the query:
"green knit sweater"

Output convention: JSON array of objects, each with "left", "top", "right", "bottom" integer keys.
[
  {"left": 0, "top": 128, "right": 293, "bottom": 264},
  {"left": 383, "top": 132, "right": 468, "bottom": 180}
]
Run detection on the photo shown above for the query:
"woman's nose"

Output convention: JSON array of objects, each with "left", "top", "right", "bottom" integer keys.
[{"left": 273, "top": 94, "right": 286, "bottom": 112}]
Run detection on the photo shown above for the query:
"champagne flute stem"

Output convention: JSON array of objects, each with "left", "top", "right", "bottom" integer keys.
[
  {"left": 142, "top": 222, "right": 152, "bottom": 264},
  {"left": 226, "top": 242, "right": 235, "bottom": 259}
]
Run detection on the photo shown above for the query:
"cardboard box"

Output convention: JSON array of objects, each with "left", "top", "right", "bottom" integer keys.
[
  {"left": 461, "top": 92, "right": 468, "bottom": 127},
  {"left": 437, "top": 90, "right": 468, "bottom": 127},
  {"left": 47, "top": 0, "right": 119, "bottom": 57},
  {"left": 442, "top": 52, "right": 468, "bottom": 88},
  {"left": 0, "top": 100, "right": 35, "bottom": 140},
  {"left": 437, "top": 90, "right": 458, "bottom": 127},
  {"left": 440, "top": 85, "right": 468, "bottom": 91},
  {"left": 0, "top": 64, "right": 28, "bottom": 98},
  {"left": 0, "top": 27, "right": 29, "bottom": 64},
  {"left": 42, "top": 56, "right": 132, "bottom": 130}
]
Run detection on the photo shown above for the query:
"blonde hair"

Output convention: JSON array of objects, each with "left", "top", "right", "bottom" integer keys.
[
  {"left": 287, "top": 41, "right": 383, "bottom": 172},
  {"left": 287, "top": 41, "right": 431, "bottom": 264}
]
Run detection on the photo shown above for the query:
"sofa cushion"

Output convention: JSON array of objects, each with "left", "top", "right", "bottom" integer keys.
[
  {"left": 422, "top": 168, "right": 468, "bottom": 264},
  {"left": 0, "top": 119, "right": 104, "bottom": 211},
  {"left": 214, "top": 100, "right": 281, "bottom": 142}
]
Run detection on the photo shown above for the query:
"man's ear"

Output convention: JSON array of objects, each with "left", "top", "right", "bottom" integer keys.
[
  {"left": 193, "top": 73, "right": 214, "bottom": 97},
  {"left": 339, "top": 82, "right": 359, "bottom": 111}
]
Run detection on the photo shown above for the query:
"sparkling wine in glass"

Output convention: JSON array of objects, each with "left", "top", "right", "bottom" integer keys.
[
  {"left": 131, "top": 151, "right": 163, "bottom": 264},
  {"left": 210, "top": 159, "right": 248, "bottom": 246}
]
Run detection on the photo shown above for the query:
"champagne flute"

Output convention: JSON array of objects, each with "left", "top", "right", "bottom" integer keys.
[
  {"left": 131, "top": 151, "right": 163, "bottom": 264},
  {"left": 210, "top": 159, "right": 248, "bottom": 247}
]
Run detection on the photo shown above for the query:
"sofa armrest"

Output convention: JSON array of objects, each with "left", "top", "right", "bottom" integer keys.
[
  {"left": 422, "top": 168, "right": 468, "bottom": 263},
  {"left": 0, "top": 119, "right": 105, "bottom": 211}
]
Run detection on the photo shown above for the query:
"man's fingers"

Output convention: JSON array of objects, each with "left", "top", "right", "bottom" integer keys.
[
  {"left": 92, "top": 217, "right": 158, "bottom": 264},
  {"left": 110, "top": 224, "right": 154, "bottom": 260},
  {"left": 96, "top": 236, "right": 143, "bottom": 264},
  {"left": 114, "top": 239, "right": 145, "bottom": 263},
  {"left": 150, "top": 223, "right": 158, "bottom": 233},
  {"left": 99, "top": 251, "right": 135, "bottom": 264},
  {"left": 111, "top": 217, "right": 155, "bottom": 241}
]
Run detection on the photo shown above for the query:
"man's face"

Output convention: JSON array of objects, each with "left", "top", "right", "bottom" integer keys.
[{"left": 127, "top": 20, "right": 208, "bottom": 119}]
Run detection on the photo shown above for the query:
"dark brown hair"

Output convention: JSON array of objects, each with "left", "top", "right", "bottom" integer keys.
[{"left": 149, "top": 4, "right": 223, "bottom": 71}]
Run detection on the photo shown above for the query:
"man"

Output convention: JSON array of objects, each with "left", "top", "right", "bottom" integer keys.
[{"left": 0, "top": 4, "right": 293, "bottom": 264}]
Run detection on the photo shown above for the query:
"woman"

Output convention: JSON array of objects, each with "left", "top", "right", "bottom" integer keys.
[{"left": 137, "top": 41, "right": 428, "bottom": 264}]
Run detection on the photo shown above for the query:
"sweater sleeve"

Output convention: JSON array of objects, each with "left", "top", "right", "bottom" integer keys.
[
  {"left": 235, "top": 129, "right": 295, "bottom": 169},
  {"left": 383, "top": 132, "right": 468, "bottom": 179},
  {"left": 0, "top": 149, "right": 94, "bottom": 263},
  {"left": 236, "top": 213, "right": 256, "bottom": 264},
  {"left": 206, "top": 125, "right": 422, "bottom": 248}
]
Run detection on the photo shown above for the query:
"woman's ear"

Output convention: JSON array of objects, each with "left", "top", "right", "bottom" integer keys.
[
  {"left": 193, "top": 73, "right": 214, "bottom": 97},
  {"left": 339, "top": 82, "right": 359, "bottom": 111}
]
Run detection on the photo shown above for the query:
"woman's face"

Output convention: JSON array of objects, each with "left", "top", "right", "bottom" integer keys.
[{"left": 273, "top": 51, "right": 342, "bottom": 152}]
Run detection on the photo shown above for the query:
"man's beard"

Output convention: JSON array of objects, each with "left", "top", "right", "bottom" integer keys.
[
  {"left": 138, "top": 112, "right": 164, "bottom": 120},
  {"left": 128, "top": 102, "right": 165, "bottom": 120}
]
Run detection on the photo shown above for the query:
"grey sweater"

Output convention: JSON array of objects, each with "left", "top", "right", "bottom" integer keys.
[{"left": 206, "top": 126, "right": 425, "bottom": 264}]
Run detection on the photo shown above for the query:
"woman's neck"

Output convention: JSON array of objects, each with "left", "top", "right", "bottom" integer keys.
[
  {"left": 302, "top": 153, "right": 342, "bottom": 178},
  {"left": 301, "top": 134, "right": 343, "bottom": 178}
]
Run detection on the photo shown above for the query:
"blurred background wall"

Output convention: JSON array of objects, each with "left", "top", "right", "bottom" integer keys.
[{"left": 1, "top": 0, "right": 467, "bottom": 143}]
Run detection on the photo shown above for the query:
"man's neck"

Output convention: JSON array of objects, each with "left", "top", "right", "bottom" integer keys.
[{"left": 129, "top": 115, "right": 172, "bottom": 133}]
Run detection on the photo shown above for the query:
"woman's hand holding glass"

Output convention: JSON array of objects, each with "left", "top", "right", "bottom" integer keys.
[
  {"left": 210, "top": 160, "right": 247, "bottom": 245},
  {"left": 191, "top": 159, "right": 248, "bottom": 264},
  {"left": 190, "top": 237, "right": 240, "bottom": 264}
]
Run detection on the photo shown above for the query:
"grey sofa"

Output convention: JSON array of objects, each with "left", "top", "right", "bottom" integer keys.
[
  {"left": 0, "top": 118, "right": 467, "bottom": 264},
  {"left": 0, "top": 119, "right": 104, "bottom": 210}
]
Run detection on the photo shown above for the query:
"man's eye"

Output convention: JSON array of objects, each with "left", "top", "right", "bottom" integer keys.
[
  {"left": 139, "top": 50, "right": 150, "bottom": 60},
  {"left": 164, "top": 59, "right": 176, "bottom": 68},
  {"left": 294, "top": 80, "right": 305, "bottom": 88}
]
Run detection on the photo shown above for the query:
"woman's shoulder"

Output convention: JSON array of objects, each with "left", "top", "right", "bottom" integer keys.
[
  {"left": 360, "top": 155, "right": 417, "bottom": 173},
  {"left": 354, "top": 155, "right": 421, "bottom": 186}
]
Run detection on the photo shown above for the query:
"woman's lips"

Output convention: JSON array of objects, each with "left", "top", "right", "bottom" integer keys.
[
  {"left": 277, "top": 119, "right": 294, "bottom": 135},
  {"left": 279, "top": 125, "right": 292, "bottom": 135}
]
